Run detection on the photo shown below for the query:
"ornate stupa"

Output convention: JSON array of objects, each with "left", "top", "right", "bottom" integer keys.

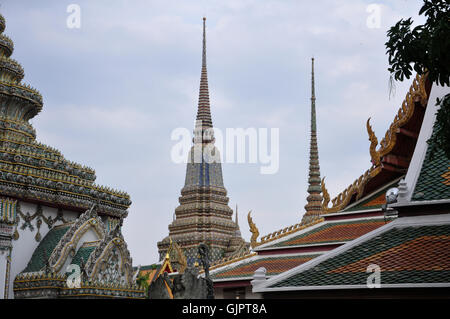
[
  {"left": 0, "top": 14, "right": 131, "bottom": 216},
  {"left": 0, "top": 12, "right": 143, "bottom": 299},
  {"left": 302, "top": 58, "right": 323, "bottom": 224},
  {"left": 157, "top": 18, "right": 248, "bottom": 266}
]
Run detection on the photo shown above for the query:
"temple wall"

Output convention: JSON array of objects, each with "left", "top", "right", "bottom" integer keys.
[
  {"left": 8, "top": 200, "right": 79, "bottom": 299},
  {"left": 0, "top": 252, "right": 7, "bottom": 299},
  {"left": 246, "top": 286, "right": 262, "bottom": 299},
  {"left": 213, "top": 285, "right": 262, "bottom": 299}
]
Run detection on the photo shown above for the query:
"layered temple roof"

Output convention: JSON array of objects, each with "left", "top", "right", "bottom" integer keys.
[
  {"left": 208, "top": 214, "right": 391, "bottom": 284},
  {"left": 210, "top": 253, "right": 318, "bottom": 282},
  {"left": 157, "top": 18, "right": 248, "bottom": 266},
  {"left": 0, "top": 13, "right": 131, "bottom": 218},
  {"left": 251, "top": 177, "right": 401, "bottom": 250},
  {"left": 260, "top": 218, "right": 388, "bottom": 249},
  {"left": 252, "top": 81, "right": 450, "bottom": 296},
  {"left": 248, "top": 73, "right": 431, "bottom": 249},
  {"left": 266, "top": 222, "right": 450, "bottom": 289},
  {"left": 207, "top": 72, "right": 433, "bottom": 295},
  {"left": 207, "top": 188, "right": 395, "bottom": 285}
]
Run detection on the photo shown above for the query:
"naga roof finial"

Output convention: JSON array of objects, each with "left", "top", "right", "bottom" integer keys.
[{"left": 247, "top": 211, "right": 260, "bottom": 248}]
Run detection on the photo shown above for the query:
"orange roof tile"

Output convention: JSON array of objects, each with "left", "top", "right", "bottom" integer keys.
[
  {"left": 270, "top": 219, "right": 388, "bottom": 248},
  {"left": 212, "top": 255, "right": 317, "bottom": 280},
  {"left": 330, "top": 235, "right": 450, "bottom": 273}
]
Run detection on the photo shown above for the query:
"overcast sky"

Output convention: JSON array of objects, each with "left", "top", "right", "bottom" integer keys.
[{"left": 2, "top": 0, "right": 424, "bottom": 265}]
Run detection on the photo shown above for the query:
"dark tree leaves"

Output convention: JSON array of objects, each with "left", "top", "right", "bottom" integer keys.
[
  {"left": 385, "top": 0, "right": 450, "bottom": 86},
  {"left": 427, "top": 94, "right": 450, "bottom": 159},
  {"left": 385, "top": 0, "right": 450, "bottom": 159}
]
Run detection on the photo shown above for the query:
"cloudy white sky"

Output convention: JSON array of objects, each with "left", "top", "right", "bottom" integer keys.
[{"left": 2, "top": 0, "right": 424, "bottom": 265}]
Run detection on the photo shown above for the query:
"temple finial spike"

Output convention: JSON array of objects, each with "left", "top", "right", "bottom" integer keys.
[
  {"left": 303, "top": 57, "right": 323, "bottom": 223},
  {"left": 311, "top": 57, "right": 315, "bottom": 102},
  {"left": 195, "top": 17, "right": 213, "bottom": 138},
  {"left": 202, "top": 17, "right": 207, "bottom": 67}
]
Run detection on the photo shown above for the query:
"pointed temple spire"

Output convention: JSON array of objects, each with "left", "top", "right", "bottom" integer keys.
[
  {"left": 302, "top": 57, "right": 323, "bottom": 224},
  {"left": 158, "top": 18, "right": 248, "bottom": 266},
  {"left": 195, "top": 17, "right": 213, "bottom": 139}
]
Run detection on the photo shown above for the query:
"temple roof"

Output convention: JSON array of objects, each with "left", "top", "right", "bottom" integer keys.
[
  {"left": 412, "top": 121, "right": 450, "bottom": 201},
  {"left": 207, "top": 72, "right": 430, "bottom": 287},
  {"left": 254, "top": 107, "right": 450, "bottom": 292},
  {"left": 257, "top": 217, "right": 388, "bottom": 250},
  {"left": 210, "top": 253, "right": 319, "bottom": 282},
  {"left": 257, "top": 215, "right": 450, "bottom": 291},
  {"left": 248, "top": 73, "right": 429, "bottom": 251}
]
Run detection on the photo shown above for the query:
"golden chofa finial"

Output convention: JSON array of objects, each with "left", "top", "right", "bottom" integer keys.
[{"left": 247, "top": 210, "right": 260, "bottom": 248}]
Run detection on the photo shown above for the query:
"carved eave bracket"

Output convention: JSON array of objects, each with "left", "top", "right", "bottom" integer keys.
[
  {"left": 322, "top": 73, "right": 429, "bottom": 215},
  {"left": 367, "top": 73, "right": 429, "bottom": 167}
]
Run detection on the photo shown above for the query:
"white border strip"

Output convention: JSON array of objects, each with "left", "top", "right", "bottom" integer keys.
[{"left": 260, "top": 283, "right": 450, "bottom": 292}]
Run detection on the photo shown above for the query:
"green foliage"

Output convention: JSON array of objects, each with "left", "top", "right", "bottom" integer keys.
[
  {"left": 385, "top": 0, "right": 450, "bottom": 159},
  {"left": 385, "top": 0, "right": 450, "bottom": 86},
  {"left": 136, "top": 272, "right": 150, "bottom": 295}
]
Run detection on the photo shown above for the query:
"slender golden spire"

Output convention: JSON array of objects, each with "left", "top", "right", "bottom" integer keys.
[{"left": 303, "top": 57, "right": 323, "bottom": 223}]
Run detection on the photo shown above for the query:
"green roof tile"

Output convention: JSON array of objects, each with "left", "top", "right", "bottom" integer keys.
[
  {"left": 413, "top": 121, "right": 450, "bottom": 201},
  {"left": 71, "top": 245, "right": 96, "bottom": 267},
  {"left": 22, "top": 225, "right": 70, "bottom": 273},
  {"left": 271, "top": 225, "right": 450, "bottom": 288}
]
